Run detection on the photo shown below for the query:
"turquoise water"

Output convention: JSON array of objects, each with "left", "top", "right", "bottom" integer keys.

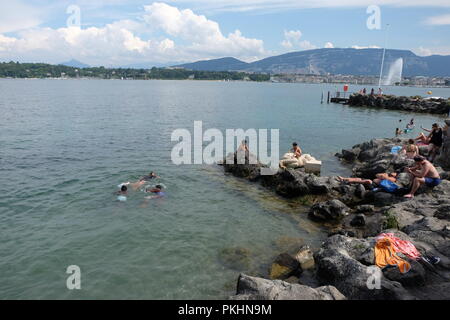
[{"left": 1, "top": 79, "right": 448, "bottom": 299}]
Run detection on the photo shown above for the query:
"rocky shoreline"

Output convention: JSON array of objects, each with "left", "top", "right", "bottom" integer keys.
[
  {"left": 346, "top": 94, "right": 450, "bottom": 115},
  {"left": 221, "top": 129, "right": 450, "bottom": 300}
]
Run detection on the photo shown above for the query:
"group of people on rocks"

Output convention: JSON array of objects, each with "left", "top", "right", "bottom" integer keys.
[
  {"left": 359, "top": 87, "right": 383, "bottom": 96},
  {"left": 395, "top": 120, "right": 447, "bottom": 163},
  {"left": 338, "top": 155, "right": 441, "bottom": 199}
]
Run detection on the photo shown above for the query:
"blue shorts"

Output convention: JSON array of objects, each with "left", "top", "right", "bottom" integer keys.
[{"left": 425, "top": 177, "right": 441, "bottom": 187}]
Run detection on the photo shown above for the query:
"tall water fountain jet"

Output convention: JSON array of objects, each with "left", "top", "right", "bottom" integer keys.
[{"left": 383, "top": 58, "right": 403, "bottom": 86}]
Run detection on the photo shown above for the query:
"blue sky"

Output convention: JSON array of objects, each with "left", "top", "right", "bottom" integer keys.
[{"left": 0, "top": 0, "right": 449, "bottom": 66}]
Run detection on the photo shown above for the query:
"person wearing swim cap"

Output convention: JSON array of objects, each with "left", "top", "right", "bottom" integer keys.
[{"left": 404, "top": 156, "right": 441, "bottom": 198}]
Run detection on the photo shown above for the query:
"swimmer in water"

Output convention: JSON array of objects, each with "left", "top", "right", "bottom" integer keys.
[
  {"left": 144, "top": 184, "right": 165, "bottom": 199},
  {"left": 121, "top": 171, "right": 161, "bottom": 191},
  {"left": 140, "top": 171, "right": 160, "bottom": 182},
  {"left": 115, "top": 185, "right": 128, "bottom": 195}
]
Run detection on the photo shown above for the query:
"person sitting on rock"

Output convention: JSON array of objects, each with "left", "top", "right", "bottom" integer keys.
[
  {"left": 404, "top": 156, "right": 441, "bottom": 199},
  {"left": 291, "top": 142, "right": 302, "bottom": 159},
  {"left": 235, "top": 140, "right": 250, "bottom": 164},
  {"left": 415, "top": 123, "right": 442, "bottom": 145},
  {"left": 427, "top": 123, "right": 443, "bottom": 162},
  {"left": 400, "top": 139, "right": 419, "bottom": 159}
]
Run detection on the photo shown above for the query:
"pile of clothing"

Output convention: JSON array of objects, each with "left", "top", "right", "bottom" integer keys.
[
  {"left": 374, "top": 233, "right": 422, "bottom": 274},
  {"left": 374, "top": 233, "right": 441, "bottom": 274}
]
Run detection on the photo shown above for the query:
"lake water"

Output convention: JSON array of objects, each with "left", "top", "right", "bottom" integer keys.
[{"left": 1, "top": 79, "right": 449, "bottom": 299}]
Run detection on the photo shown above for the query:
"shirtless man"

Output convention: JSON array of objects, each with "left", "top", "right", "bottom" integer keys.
[
  {"left": 404, "top": 156, "right": 441, "bottom": 198},
  {"left": 291, "top": 142, "right": 302, "bottom": 159}
]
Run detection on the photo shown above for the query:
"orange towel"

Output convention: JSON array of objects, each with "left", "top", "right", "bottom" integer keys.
[{"left": 375, "top": 238, "right": 411, "bottom": 274}]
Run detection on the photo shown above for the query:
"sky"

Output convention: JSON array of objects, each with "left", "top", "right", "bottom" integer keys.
[{"left": 0, "top": 0, "right": 450, "bottom": 67}]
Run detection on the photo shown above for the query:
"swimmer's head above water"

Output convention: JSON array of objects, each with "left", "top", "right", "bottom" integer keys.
[
  {"left": 140, "top": 171, "right": 159, "bottom": 181},
  {"left": 145, "top": 185, "right": 164, "bottom": 193}
]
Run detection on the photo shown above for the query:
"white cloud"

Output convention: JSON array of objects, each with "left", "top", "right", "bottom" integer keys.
[
  {"left": 299, "top": 40, "right": 317, "bottom": 50},
  {"left": 424, "top": 14, "right": 450, "bottom": 25},
  {"left": 0, "top": 24, "right": 176, "bottom": 66},
  {"left": 415, "top": 46, "right": 433, "bottom": 56},
  {"left": 143, "top": 2, "right": 265, "bottom": 60},
  {"left": 413, "top": 46, "right": 450, "bottom": 56},
  {"left": 281, "top": 30, "right": 316, "bottom": 50},
  {"left": 0, "top": 2, "right": 266, "bottom": 65},
  {"left": 351, "top": 45, "right": 381, "bottom": 49},
  {"left": 324, "top": 42, "right": 334, "bottom": 48}
]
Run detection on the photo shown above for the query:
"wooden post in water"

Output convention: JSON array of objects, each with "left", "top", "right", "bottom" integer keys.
[{"left": 327, "top": 91, "right": 330, "bottom": 104}]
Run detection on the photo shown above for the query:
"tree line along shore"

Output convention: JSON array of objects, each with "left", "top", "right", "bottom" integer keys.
[{"left": 0, "top": 61, "right": 270, "bottom": 82}]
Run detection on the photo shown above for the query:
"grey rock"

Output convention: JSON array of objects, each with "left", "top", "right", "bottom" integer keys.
[
  {"left": 309, "top": 200, "right": 350, "bottom": 221},
  {"left": 269, "top": 253, "right": 301, "bottom": 280},
  {"left": 342, "top": 148, "right": 359, "bottom": 162},
  {"left": 233, "top": 274, "right": 346, "bottom": 300},
  {"left": 374, "top": 192, "right": 395, "bottom": 206},
  {"left": 350, "top": 214, "right": 366, "bottom": 227},
  {"left": 293, "top": 245, "right": 315, "bottom": 270},
  {"left": 382, "top": 259, "right": 426, "bottom": 287},
  {"left": 314, "top": 235, "right": 414, "bottom": 300},
  {"left": 355, "top": 205, "right": 375, "bottom": 213},
  {"left": 434, "top": 205, "right": 450, "bottom": 221},
  {"left": 354, "top": 184, "right": 366, "bottom": 199}
]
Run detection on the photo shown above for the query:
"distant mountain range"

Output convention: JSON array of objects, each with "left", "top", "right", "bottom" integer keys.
[
  {"left": 174, "top": 48, "right": 450, "bottom": 77},
  {"left": 59, "top": 59, "right": 90, "bottom": 68}
]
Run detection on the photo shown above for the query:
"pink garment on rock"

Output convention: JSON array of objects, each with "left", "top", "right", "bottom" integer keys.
[{"left": 375, "top": 233, "right": 421, "bottom": 260}]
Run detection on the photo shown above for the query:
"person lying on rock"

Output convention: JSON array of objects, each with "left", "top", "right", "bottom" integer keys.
[
  {"left": 337, "top": 172, "right": 398, "bottom": 186},
  {"left": 291, "top": 142, "right": 302, "bottom": 159},
  {"left": 404, "top": 156, "right": 441, "bottom": 199}
]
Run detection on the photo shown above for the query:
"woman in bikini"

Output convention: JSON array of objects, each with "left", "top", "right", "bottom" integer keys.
[{"left": 401, "top": 139, "right": 419, "bottom": 159}]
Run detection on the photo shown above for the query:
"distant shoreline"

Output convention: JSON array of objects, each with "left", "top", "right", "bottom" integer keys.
[{"left": 1, "top": 77, "right": 449, "bottom": 89}]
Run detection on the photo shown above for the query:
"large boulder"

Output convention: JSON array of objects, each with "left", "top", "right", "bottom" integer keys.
[
  {"left": 342, "top": 148, "right": 360, "bottom": 162},
  {"left": 232, "top": 274, "right": 346, "bottom": 300},
  {"left": 314, "top": 235, "right": 414, "bottom": 300},
  {"left": 382, "top": 259, "right": 426, "bottom": 287},
  {"left": 309, "top": 200, "right": 350, "bottom": 221}
]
